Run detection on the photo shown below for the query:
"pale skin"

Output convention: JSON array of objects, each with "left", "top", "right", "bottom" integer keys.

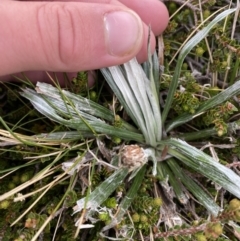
[{"left": 0, "top": 0, "right": 169, "bottom": 84}]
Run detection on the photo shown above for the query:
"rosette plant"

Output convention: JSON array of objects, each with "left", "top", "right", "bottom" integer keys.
[{"left": 2, "top": 6, "right": 240, "bottom": 241}]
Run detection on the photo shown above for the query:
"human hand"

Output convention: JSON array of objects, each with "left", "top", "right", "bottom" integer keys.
[{"left": 0, "top": 0, "right": 169, "bottom": 83}]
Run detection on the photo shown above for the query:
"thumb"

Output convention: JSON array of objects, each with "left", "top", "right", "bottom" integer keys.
[{"left": 0, "top": 1, "right": 144, "bottom": 75}]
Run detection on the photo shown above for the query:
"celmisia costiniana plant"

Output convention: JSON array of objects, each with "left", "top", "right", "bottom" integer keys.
[{"left": 19, "top": 6, "right": 240, "bottom": 239}]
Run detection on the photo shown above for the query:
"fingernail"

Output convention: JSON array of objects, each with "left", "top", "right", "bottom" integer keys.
[{"left": 104, "top": 11, "right": 143, "bottom": 57}]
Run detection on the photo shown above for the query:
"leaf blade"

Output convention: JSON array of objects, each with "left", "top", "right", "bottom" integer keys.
[{"left": 159, "top": 138, "right": 240, "bottom": 200}]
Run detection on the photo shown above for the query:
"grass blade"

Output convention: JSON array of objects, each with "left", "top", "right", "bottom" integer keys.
[
  {"left": 161, "top": 8, "right": 236, "bottom": 124},
  {"left": 101, "top": 58, "right": 162, "bottom": 146},
  {"left": 73, "top": 167, "right": 128, "bottom": 215},
  {"left": 166, "top": 80, "right": 240, "bottom": 132},
  {"left": 159, "top": 138, "right": 240, "bottom": 200},
  {"left": 178, "top": 120, "right": 240, "bottom": 141},
  {"left": 167, "top": 158, "right": 221, "bottom": 216},
  {"left": 159, "top": 161, "right": 188, "bottom": 204},
  {"left": 102, "top": 165, "right": 146, "bottom": 231},
  {"left": 23, "top": 82, "right": 138, "bottom": 132},
  {"left": 101, "top": 64, "right": 149, "bottom": 142},
  {"left": 21, "top": 85, "right": 144, "bottom": 142}
]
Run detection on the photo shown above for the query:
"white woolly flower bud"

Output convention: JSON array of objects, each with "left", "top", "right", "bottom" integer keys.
[{"left": 120, "top": 144, "right": 148, "bottom": 170}]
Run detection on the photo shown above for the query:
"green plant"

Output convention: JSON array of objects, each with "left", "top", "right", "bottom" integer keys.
[{"left": 1, "top": 2, "right": 240, "bottom": 241}]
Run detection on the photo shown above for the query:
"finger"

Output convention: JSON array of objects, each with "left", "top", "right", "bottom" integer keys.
[
  {"left": 1, "top": 0, "right": 169, "bottom": 83},
  {"left": 19, "top": 0, "right": 169, "bottom": 35},
  {"left": 0, "top": 1, "right": 145, "bottom": 75},
  {"left": 118, "top": 0, "right": 169, "bottom": 35},
  {"left": 13, "top": 0, "right": 169, "bottom": 63}
]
